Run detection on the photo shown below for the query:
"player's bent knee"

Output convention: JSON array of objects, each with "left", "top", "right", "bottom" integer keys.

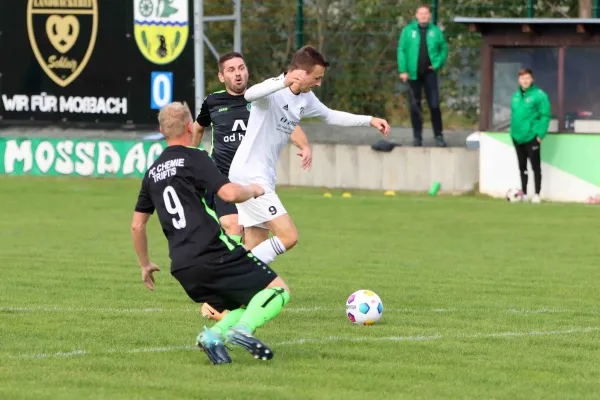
[
  {"left": 222, "top": 223, "right": 243, "bottom": 237},
  {"left": 267, "top": 214, "right": 298, "bottom": 250},
  {"left": 267, "top": 277, "right": 290, "bottom": 295},
  {"left": 279, "top": 229, "right": 299, "bottom": 250},
  {"left": 220, "top": 216, "right": 242, "bottom": 237},
  {"left": 244, "top": 226, "right": 269, "bottom": 250}
]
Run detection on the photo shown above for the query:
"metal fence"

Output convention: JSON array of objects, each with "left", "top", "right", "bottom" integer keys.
[{"left": 201, "top": 0, "right": 596, "bottom": 129}]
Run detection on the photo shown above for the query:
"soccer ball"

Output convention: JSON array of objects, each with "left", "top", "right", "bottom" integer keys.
[
  {"left": 345, "top": 289, "right": 383, "bottom": 325},
  {"left": 505, "top": 188, "right": 524, "bottom": 203}
]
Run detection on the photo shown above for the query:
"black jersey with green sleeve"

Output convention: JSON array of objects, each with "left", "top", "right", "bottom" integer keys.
[
  {"left": 196, "top": 90, "right": 250, "bottom": 176},
  {"left": 134, "top": 146, "right": 238, "bottom": 271}
]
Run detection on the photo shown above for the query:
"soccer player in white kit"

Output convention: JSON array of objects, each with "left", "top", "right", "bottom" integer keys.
[{"left": 229, "top": 46, "right": 391, "bottom": 264}]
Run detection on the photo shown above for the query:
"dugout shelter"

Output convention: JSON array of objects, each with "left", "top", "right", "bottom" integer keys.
[{"left": 454, "top": 17, "right": 600, "bottom": 202}]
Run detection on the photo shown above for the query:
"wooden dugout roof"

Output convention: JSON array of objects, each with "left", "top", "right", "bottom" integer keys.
[{"left": 453, "top": 17, "right": 600, "bottom": 131}]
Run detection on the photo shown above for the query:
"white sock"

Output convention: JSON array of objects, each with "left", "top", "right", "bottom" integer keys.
[{"left": 251, "top": 236, "right": 287, "bottom": 264}]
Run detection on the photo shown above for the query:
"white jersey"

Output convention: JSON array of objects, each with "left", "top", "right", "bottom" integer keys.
[{"left": 229, "top": 74, "right": 372, "bottom": 191}]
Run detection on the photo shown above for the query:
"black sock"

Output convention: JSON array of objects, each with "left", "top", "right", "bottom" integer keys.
[{"left": 520, "top": 170, "right": 528, "bottom": 195}]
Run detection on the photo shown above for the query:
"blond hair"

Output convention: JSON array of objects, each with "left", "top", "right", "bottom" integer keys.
[{"left": 157, "top": 102, "right": 192, "bottom": 139}]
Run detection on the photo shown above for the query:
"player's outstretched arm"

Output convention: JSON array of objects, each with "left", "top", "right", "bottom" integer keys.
[
  {"left": 245, "top": 76, "right": 286, "bottom": 102},
  {"left": 306, "top": 95, "right": 390, "bottom": 136},
  {"left": 244, "top": 70, "right": 308, "bottom": 102},
  {"left": 217, "top": 183, "right": 264, "bottom": 203},
  {"left": 131, "top": 211, "right": 161, "bottom": 291},
  {"left": 369, "top": 117, "right": 391, "bottom": 136}
]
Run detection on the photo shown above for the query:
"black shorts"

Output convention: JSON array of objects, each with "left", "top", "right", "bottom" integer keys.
[
  {"left": 171, "top": 247, "right": 277, "bottom": 312},
  {"left": 205, "top": 189, "right": 238, "bottom": 219}
]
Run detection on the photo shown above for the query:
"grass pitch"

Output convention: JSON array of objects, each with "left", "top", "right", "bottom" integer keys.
[{"left": 1, "top": 176, "right": 600, "bottom": 399}]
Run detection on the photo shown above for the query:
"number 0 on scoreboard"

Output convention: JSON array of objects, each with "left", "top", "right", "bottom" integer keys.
[{"left": 150, "top": 72, "right": 173, "bottom": 110}]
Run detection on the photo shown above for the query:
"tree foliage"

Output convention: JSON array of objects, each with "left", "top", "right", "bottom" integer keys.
[{"left": 201, "top": 0, "right": 586, "bottom": 127}]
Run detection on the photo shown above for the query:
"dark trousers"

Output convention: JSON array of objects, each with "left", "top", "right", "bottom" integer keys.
[
  {"left": 514, "top": 138, "right": 542, "bottom": 195},
  {"left": 408, "top": 71, "right": 443, "bottom": 141}
]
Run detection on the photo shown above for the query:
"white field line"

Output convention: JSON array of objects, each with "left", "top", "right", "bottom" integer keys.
[
  {"left": 0, "top": 306, "right": 592, "bottom": 314},
  {"left": 8, "top": 326, "right": 600, "bottom": 361},
  {"left": 506, "top": 308, "right": 570, "bottom": 314},
  {"left": 0, "top": 306, "right": 433, "bottom": 313}
]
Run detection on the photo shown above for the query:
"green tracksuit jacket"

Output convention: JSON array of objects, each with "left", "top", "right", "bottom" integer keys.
[
  {"left": 510, "top": 84, "right": 552, "bottom": 144},
  {"left": 397, "top": 20, "right": 448, "bottom": 80}
]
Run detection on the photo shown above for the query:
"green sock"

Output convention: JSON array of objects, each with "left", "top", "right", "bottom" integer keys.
[
  {"left": 229, "top": 235, "right": 243, "bottom": 245},
  {"left": 209, "top": 308, "right": 245, "bottom": 337},
  {"left": 236, "top": 287, "right": 290, "bottom": 333}
]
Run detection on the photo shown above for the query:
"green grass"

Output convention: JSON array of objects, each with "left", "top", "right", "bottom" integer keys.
[{"left": 1, "top": 176, "right": 600, "bottom": 399}]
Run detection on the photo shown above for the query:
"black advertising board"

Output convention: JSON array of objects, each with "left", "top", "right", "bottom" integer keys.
[{"left": 0, "top": 0, "right": 195, "bottom": 128}]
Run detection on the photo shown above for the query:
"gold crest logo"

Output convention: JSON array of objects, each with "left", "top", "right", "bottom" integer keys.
[
  {"left": 134, "top": 0, "right": 188, "bottom": 65},
  {"left": 27, "top": 0, "right": 98, "bottom": 87}
]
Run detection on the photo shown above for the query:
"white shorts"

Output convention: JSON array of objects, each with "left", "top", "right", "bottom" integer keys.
[{"left": 236, "top": 192, "right": 287, "bottom": 229}]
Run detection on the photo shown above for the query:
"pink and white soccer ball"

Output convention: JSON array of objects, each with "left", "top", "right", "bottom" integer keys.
[
  {"left": 345, "top": 289, "right": 383, "bottom": 325},
  {"left": 505, "top": 188, "right": 524, "bottom": 203}
]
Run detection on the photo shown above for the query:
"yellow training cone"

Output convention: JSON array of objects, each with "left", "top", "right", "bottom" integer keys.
[
  {"left": 342, "top": 192, "right": 352, "bottom": 198},
  {"left": 323, "top": 192, "right": 333, "bottom": 198},
  {"left": 384, "top": 190, "right": 396, "bottom": 196}
]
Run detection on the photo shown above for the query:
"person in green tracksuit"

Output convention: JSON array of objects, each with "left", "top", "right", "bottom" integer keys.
[
  {"left": 510, "top": 68, "right": 551, "bottom": 204},
  {"left": 397, "top": 5, "right": 448, "bottom": 147}
]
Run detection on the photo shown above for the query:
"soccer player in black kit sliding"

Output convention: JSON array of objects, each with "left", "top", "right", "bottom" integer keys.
[
  {"left": 131, "top": 102, "right": 291, "bottom": 365},
  {"left": 192, "top": 52, "right": 311, "bottom": 244}
]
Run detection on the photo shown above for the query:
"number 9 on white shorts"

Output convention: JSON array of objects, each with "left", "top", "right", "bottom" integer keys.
[{"left": 236, "top": 192, "right": 287, "bottom": 229}]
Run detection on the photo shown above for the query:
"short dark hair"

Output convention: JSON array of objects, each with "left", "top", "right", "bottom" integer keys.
[
  {"left": 519, "top": 68, "right": 533, "bottom": 77},
  {"left": 218, "top": 52, "right": 244, "bottom": 72},
  {"left": 287, "top": 46, "right": 330, "bottom": 73}
]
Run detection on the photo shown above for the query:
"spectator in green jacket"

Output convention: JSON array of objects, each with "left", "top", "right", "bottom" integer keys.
[
  {"left": 510, "top": 68, "right": 551, "bottom": 204},
  {"left": 397, "top": 5, "right": 448, "bottom": 147}
]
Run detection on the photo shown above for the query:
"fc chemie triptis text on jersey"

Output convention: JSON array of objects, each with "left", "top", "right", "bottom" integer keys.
[{"left": 135, "top": 146, "right": 238, "bottom": 271}]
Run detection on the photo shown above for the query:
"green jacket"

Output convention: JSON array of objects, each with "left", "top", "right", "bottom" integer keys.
[
  {"left": 397, "top": 20, "right": 448, "bottom": 80},
  {"left": 510, "top": 84, "right": 551, "bottom": 144}
]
